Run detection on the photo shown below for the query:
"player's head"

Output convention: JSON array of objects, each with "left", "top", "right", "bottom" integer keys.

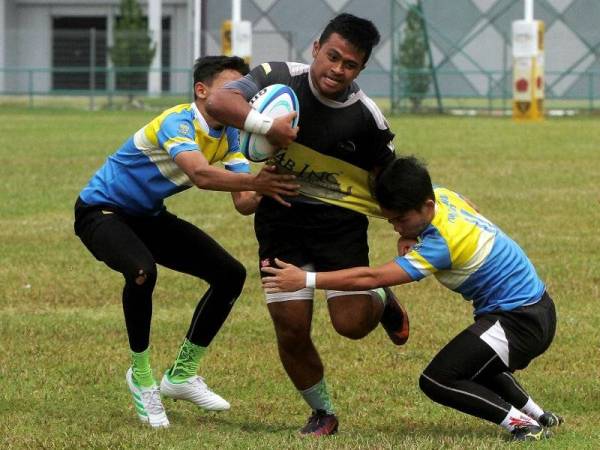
[
  {"left": 311, "top": 14, "right": 380, "bottom": 99},
  {"left": 319, "top": 14, "right": 380, "bottom": 65},
  {"left": 375, "top": 156, "right": 436, "bottom": 239},
  {"left": 193, "top": 55, "right": 249, "bottom": 100}
]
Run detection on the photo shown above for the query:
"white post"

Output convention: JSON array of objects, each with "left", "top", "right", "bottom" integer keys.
[
  {"left": 193, "top": 0, "right": 202, "bottom": 60},
  {"left": 524, "top": 0, "right": 533, "bottom": 21},
  {"left": 230, "top": 0, "right": 251, "bottom": 60},
  {"left": 232, "top": 0, "right": 241, "bottom": 23},
  {"left": 148, "top": 0, "right": 162, "bottom": 95}
]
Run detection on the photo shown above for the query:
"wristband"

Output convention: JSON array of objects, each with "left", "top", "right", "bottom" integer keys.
[
  {"left": 305, "top": 272, "right": 316, "bottom": 288},
  {"left": 243, "top": 109, "right": 274, "bottom": 135}
]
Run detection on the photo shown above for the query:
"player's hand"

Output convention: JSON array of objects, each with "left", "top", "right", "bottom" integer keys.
[
  {"left": 261, "top": 258, "right": 306, "bottom": 293},
  {"left": 397, "top": 238, "right": 418, "bottom": 256},
  {"left": 252, "top": 165, "right": 300, "bottom": 207},
  {"left": 265, "top": 112, "right": 298, "bottom": 149}
]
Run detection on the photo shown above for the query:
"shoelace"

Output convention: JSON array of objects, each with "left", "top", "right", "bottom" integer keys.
[
  {"left": 141, "top": 387, "right": 165, "bottom": 415},
  {"left": 190, "top": 376, "right": 209, "bottom": 391}
]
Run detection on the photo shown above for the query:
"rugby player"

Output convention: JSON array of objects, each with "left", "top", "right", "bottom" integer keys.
[
  {"left": 262, "top": 156, "right": 563, "bottom": 441},
  {"left": 207, "top": 14, "right": 409, "bottom": 436},
  {"left": 74, "top": 56, "right": 298, "bottom": 427}
]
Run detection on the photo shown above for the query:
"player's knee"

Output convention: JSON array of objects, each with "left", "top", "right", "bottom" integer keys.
[
  {"left": 276, "top": 325, "right": 311, "bottom": 353},
  {"left": 213, "top": 259, "right": 246, "bottom": 295},
  {"left": 330, "top": 314, "right": 371, "bottom": 340},
  {"left": 419, "top": 373, "right": 438, "bottom": 399},
  {"left": 128, "top": 264, "right": 157, "bottom": 287}
]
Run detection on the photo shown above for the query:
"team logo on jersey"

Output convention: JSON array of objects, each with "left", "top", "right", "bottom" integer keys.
[{"left": 178, "top": 123, "right": 190, "bottom": 136}]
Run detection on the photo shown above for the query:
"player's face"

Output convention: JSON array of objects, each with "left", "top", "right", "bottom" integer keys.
[
  {"left": 310, "top": 32, "right": 365, "bottom": 99},
  {"left": 196, "top": 69, "right": 243, "bottom": 127},
  {"left": 382, "top": 200, "right": 435, "bottom": 240},
  {"left": 194, "top": 69, "right": 242, "bottom": 99}
]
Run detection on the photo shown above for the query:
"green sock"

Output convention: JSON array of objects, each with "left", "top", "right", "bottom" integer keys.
[
  {"left": 131, "top": 348, "right": 155, "bottom": 388},
  {"left": 300, "top": 378, "right": 335, "bottom": 415},
  {"left": 168, "top": 339, "right": 207, "bottom": 383},
  {"left": 371, "top": 287, "right": 387, "bottom": 306}
]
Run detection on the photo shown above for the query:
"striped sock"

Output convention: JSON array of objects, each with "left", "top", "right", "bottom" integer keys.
[{"left": 168, "top": 339, "right": 207, "bottom": 383}]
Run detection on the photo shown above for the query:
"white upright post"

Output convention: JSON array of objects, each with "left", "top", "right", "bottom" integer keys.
[
  {"left": 148, "top": 0, "right": 162, "bottom": 96},
  {"left": 193, "top": 0, "right": 202, "bottom": 60},
  {"left": 231, "top": 0, "right": 252, "bottom": 61}
]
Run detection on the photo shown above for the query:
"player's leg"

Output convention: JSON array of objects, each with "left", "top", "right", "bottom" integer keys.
[
  {"left": 255, "top": 199, "right": 338, "bottom": 435},
  {"left": 267, "top": 294, "right": 338, "bottom": 436},
  {"left": 74, "top": 201, "right": 168, "bottom": 427},
  {"left": 140, "top": 211, "right": 244, "bottom": 411},
  {"left": 418, "top": 329, "right": 548, "bottom": 440},
  {"left": 473, "top": 293, "right": 561, "bottom": 428},
  {"left": 476, "top": 371, "right": 563, "bottom": 428},
  {"left": 310, "top": 205, "right": 409, "bottom": 344}
]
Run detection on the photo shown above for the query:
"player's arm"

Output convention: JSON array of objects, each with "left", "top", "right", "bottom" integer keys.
[
  {"left": 206, "top": 76, "right": 297, "bottom": 149},
  {"left": 230, "top": 191, "right": 262, "bottom": 215},
  {"left": 261, "top": 258, "right": 413, "bottom": 293},
  {"left": 174, "top": 151, "right": 298, "bottom": 206}
]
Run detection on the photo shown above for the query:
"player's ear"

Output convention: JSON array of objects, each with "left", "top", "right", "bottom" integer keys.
[
  {"left": 194, "top": 81, "right": 209, "bottom": 99},
  {"left": 312, "top": 40, "right": 320, "bottom": 58}
]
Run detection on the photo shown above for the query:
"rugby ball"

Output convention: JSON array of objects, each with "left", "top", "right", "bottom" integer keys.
[{"left": 239, "top": 84, "right": 299, "bottom": 162}]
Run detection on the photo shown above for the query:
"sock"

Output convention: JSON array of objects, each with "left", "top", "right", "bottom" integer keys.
[
  {"left": 521, "top": 397, "right": 545, "bottom": 420},
  {"left": 500, "top": 406, "right": 540, "bottom": 432},
  {"left": 300, "top": 378, "right": 335, "bottom": 415},
  {"left": 370, "top": 288, "right": 387, "bottom": 306},
  {"left": 168, "top": 339, "right": 207, "bottom": 383},
  {"left": 131, "top": 348, "right": 155, "bottom": 388}
]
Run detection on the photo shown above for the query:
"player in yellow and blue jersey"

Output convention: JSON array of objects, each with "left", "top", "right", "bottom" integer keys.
[
  {"left": 74, "top": 56, "right": 299, "bottom": 428},
  {"left": 261, "top": 156, "right": 563, "bottom": 441}
]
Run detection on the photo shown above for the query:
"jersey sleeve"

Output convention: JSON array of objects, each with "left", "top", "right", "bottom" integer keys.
[
  {"left": 394, "top": 229, "right": 452, "bottom": 281},
  {"left": 224, "top": 61, "right": 293, "bottom": 101},
  {"left": 156, "top": 113, "right": 199, "bottom": 158},
  {"left": 222, "top": 127, "right": 251, "bottom": 173},
  {"left": 359, "top": 93, "right": 396, "bottom": 168}
]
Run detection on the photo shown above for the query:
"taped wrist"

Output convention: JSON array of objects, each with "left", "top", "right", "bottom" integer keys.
[
  {"left": 305, "top": 272, "right": 316, "bottom": 288},
  {"left": 243, "top": 109, "right": 274, "bottom": 135}
]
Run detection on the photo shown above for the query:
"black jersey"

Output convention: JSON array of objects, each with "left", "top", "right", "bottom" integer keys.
[{"left": 230, "top": 61, "right": 396, "bottom": 217}]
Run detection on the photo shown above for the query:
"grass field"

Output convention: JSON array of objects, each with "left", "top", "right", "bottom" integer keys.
[{"left": 1, "top": 108, "right": 599, "bottom": 449}]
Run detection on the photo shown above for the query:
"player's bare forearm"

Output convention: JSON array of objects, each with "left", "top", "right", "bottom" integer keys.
[
  {"left": 205, "top": 88, "right": 251, "bottom": 129},
  {"left": 262, "top": 259, "right": 411, "bottom": 293}
]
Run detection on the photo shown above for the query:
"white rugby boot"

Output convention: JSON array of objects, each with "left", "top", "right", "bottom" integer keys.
[
  {"left": 160, "top": 372, "right": 230, "bottom": 411},
  {"left": 126, "top": 367, "right": 170, "bottom": 428}
]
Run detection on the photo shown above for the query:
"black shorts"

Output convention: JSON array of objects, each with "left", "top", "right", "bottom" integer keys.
[
  {"left": 468, "top": 291, "right": 556, "bottom": 370},
  {"left": 254, "top": 197, "right": 369, "bottom": 275}
]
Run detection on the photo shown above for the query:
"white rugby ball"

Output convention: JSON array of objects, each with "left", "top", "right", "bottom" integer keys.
[{"left": 240, "top": 84, "right": 299, "bottom": 162}]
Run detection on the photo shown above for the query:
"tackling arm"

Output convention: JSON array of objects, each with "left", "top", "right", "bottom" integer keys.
[{"left": 261, "top": 258, "right": 413, "bottom": 293}]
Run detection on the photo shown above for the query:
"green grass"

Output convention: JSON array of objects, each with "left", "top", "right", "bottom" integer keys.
[{"left": 1, "top": 108, "right": 599, "bottom": 449}]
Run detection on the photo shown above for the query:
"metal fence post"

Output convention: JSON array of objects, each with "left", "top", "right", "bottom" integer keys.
[{"left": 90, "top": 28, "right": 96, "bottom": 111}]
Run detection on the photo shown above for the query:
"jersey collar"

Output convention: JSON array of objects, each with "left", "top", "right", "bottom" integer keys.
[
  {"left": 191, "top": 102, "right": 224, "bottom": 138},
  {"left": 307, "top": 72, "right": 362, "bottom": 109}
]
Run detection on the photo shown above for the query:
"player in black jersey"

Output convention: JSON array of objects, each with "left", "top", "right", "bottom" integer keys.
[{"left": 207, "top": 13, "right": 409, "bottom": 436}]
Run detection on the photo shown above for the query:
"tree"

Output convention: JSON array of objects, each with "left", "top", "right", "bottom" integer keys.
[
  {"left": 109, "top": 0, "right": 156, "bottom": 97},
  {"left": 399, "top": 4, "right": 431, "bottom": 112}
]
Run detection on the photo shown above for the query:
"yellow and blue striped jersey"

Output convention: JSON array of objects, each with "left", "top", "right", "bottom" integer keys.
[
  {"left": 80, "top": 103, "right": 249, "bottom": 215},
  {"left": 395, "top": 187, "right": 545, "bottom": 315}
]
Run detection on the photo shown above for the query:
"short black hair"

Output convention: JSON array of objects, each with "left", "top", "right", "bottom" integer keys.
[
  {"left": 193, "top": 55, "right": 249, "bottom": 86},
  {"left": 375, "top": 156, "right": 435, "bottom": 213},
  {"left": 319, "top": 13, "right": 381, "bottom": 65}
]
